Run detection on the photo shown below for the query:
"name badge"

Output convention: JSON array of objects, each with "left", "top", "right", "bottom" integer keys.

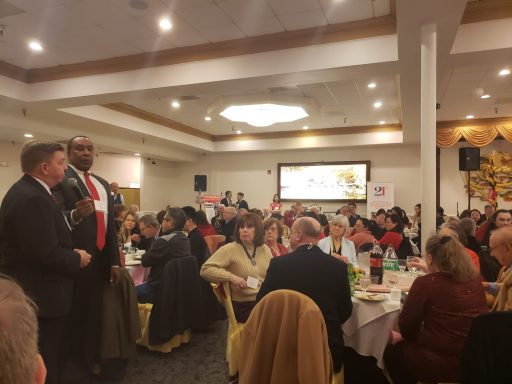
[
  {"left": 246, "top": 276, "right": 259, "bottom": 290},
  {"left": 94, "top": 200, "right": 107, "bottom": 213}
]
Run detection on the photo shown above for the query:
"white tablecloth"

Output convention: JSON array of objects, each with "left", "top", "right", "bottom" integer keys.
[{"left": 342, "top": 295, "right": 401, "bottom": 368}]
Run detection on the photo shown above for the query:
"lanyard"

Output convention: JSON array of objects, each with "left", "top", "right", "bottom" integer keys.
[
  {"left": 331, "top": 237, "right": 342, "bottom": 254},
  {"left": 241, "top": 243, "right": 257, "bottom": 267}
]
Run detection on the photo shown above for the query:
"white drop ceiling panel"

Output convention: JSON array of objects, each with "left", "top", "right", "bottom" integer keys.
[
  {"left": 235, "top": 17, "right": 285, "bottom": 37},
  {"left": 266, "top": 0, "right": 322, "bottom": 16},
  {"left": 216, "top": 0, "right": 275, "bottom": 22},
  {"left": 278, "top": 10, "right": 328, "bottom": 31}
]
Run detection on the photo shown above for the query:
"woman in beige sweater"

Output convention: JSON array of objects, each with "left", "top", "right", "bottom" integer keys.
[{"left": 201, "top": 212, "right": 272, "bottom": 322}]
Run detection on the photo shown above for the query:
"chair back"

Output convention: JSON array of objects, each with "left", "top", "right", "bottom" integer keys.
[
  {"left": 460, "top": 311, "right": 512, "bottom": 383},
  {"left": 148, "top": 256, "right": 202, "bottom": 345},
  {"left": 239, "top": 289, "right": 332, "bottom": 384},
  {"left": 204, "top": 235, "right": 226, "bottom": 256}
]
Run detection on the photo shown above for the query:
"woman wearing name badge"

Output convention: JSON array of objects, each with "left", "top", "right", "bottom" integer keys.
[
  {"left": 200, "top": 213, "right": 272, "bottom": 322},
  {"left": 318, "top": 214, "right": 358, "bottom": 267}
]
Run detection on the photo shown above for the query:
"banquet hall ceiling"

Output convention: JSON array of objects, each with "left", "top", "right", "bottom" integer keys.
[{"left": 0, "top": 0, "right": 511, "bottom": 161}]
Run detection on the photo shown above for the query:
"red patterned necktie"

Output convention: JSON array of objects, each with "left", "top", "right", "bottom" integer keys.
[{"left": 84, "top": 172, "right": 106, "bottom": 250}]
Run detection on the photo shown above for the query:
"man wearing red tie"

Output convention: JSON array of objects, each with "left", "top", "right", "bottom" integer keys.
[{"left": 53, "top": 136, "right": 120, "bottom": 383}]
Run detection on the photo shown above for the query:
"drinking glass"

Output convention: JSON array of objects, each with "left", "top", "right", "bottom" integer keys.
[
  {"left": 359, "top": 277, "right": 371, "bottom": 292},
  {"left": 386, "top": 272, "right": 398, "bottom": 288},
  {"left": 406, "top": 256, "right": 418, "bottom": 274},
  {"left": 398, "top": 259, "right": 407, "bottom": 272},
  {"left": 370, "top": 275, "right": 380, "bottom": 285}
]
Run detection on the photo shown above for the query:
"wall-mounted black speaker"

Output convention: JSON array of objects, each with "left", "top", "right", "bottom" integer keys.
[
  {"left": 459, "top": 147, "right": 480, "bottom": 171},
  {"left": 194, "top": 175, "right": 207, "bottom": 191}
]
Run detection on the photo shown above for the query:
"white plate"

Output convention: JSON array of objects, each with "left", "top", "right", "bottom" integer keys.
[{"left": 354, "top": 293, "right": 387, "bottom": 301}]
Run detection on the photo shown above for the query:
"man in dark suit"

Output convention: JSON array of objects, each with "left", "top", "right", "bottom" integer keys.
[
  {"left": 257, "top": 217, "right": 353, "bottom": 373},
  {"left": 0, "top": 141, "right": 91, "bottom": 384},
  {"left": 53, "top": 135, "right": 120, "bottom": 383},
  {"left": 136, "top": 207, "right": 191, "bottom": 304},
  {"left": 236, "top": 192, "right": 249, "bottom": 210},
  {"left": 220, "top": 190, "right": 233, "bottom": 207}
]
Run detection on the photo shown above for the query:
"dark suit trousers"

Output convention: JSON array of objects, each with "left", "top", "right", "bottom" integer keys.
[
  {"left": 39, "top": 316, "right": 67, "bottom": 384},
  {"left": 64, "top": 259, "right": 103, "bottom": 380}
]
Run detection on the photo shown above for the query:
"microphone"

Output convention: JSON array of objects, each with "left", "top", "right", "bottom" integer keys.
[{"left": 67, "top": 178, "right": 86, "bottom": 201}]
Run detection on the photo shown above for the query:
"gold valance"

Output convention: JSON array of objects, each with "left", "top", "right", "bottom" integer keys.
[{"left": 436, "top": 118, "right": 512, "bottom": 147}]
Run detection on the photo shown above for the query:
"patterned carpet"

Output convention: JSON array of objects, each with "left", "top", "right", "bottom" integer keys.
[{"left": 121, "top": 320, "right": 228, "bottom": 384}]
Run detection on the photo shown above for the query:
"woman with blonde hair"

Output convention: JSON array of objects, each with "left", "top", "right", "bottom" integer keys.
[
  {"left": 118, "top": 212, "right": 139, "bottom": 246},
  {"left": 318, "top": 214, "right": 357, "bottom": 266},
  {"left": 384, "top": 235, "right": 488, "bottom": 384}
]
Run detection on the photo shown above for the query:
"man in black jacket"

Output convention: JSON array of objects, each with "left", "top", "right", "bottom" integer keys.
[
  {"left": 137, "top": 207, "right": 191, "bottom": 303},
  {"left": 52, "top": 135, "right": 121, "bottom": 383},
  {"left": 0, "top": 141, "right": 91, "bottom": 384},
  {"left": 257, "top": 217, "right": 353, "bottom": 373}
]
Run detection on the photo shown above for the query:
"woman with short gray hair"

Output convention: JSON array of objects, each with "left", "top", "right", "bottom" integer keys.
[{"left": 318, "top": 214, "right": 358, "bottom": 266}]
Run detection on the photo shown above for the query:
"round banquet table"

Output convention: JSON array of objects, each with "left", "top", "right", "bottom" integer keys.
[{"left": 342, "top": 294, "right": 400, "bottom": 369}]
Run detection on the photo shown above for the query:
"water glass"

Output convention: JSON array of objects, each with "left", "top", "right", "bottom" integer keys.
[
  {"left": 398, "top": 259, "right": 407, "bottom": 272},
  {"left": 359, "top": 277, "right": 371, "bottom": 292},
  {"left": 370, "top": 275, "right": 380, "bottom": 285},
  {"left": 406, "top": 256, "right": 418, "bottom": 274}
]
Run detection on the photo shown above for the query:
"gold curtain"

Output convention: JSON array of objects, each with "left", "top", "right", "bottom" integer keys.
[{"left": 436, "top": 121, "right": 512, "bottom": 147}]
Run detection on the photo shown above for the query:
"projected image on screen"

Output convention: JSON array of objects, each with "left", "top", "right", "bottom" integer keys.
[{"left": 278, "top": 161, "right": 370, "bottom": 201}]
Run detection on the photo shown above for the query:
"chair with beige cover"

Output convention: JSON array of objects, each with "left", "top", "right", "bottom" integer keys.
[
  {"left": 238, "top": 289, "right": 333, "bottom": 384},
  {"left": 211, "top": 281, "right": 245, "bottom": 376}
]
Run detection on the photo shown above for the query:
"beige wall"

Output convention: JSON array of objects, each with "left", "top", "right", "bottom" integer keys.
[
  {"left": 139, "top": 144, "right": 423, "bottom": 217},
  {"left": 0, "top": 141, "right": 139, "bottom": 196}
]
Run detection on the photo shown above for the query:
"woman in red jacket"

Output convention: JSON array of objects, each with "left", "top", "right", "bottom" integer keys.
[{"left": 379, "top": 213, "right": 403, "bottom": 250}]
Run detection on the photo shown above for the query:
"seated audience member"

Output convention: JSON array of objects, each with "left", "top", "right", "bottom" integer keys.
[
  {"left": 113, "top": 204, "right": 128, "bottom": 234},
  {"left": 283, "top": 209, "right": 295, "bottom": 228},
  {"left": 292, "top": 202, "right": 305, "bottom": 219},
  {"left": 483, "top": 226, "right": 512, "bottom": 311},
  {"left": 182, "top": 206, "right": 208, "bottom": 268},
  {"left": 371, "top": 208, "right": 387, "bottom": 240},
  {"left": 439, "top": 222, "right": 480, "bottom": 272},
  {"left": 220, "top": 206, "right": 237, "bottom": 242},
  {"left": 339, "top": 205, "right": 351, "bottom": 221},
  {"left": 459, "top": 218, "right": 483, "bottom": 255},
  {"left": 411, "top": 203, "right": 421, "bottom": 231},
  {"left": 270, "top": 194, "right": 282, "bottom": 212},
  {"left": 318, "top": 213, "right": 329, "bottom": 237},
  {"left": 200, "top": 213, "right": 272, "bottom": 323},
  {"left": 318, "top": 215, "right": 358, "bottom": 266},
  {"left": 136, "top": 214, "right": 160, "bottom": 251},
  {"left": 256, "top": 217, "right": 353, "bottom": 373},
  {"left": 0, "top": 276, "right": 47, "bottom": 384},
  {"left": 379, "top": 213, "right": 404, "bottom": 250},
  {"left": 118, "top": 212, "right": 140, "bottom": 247},
  {"left": 270, "top": 212, "right": 290, "bottom": 242},
  {"left": 249, "top": 208, "right": 264, "bottom": 221},
  {"left": 128, "top": 204, "right": 139, "bottom": 215},
  {"left": 476, "top": 209, "right": 512, "bottom": 246},
  {"left": 236, "top": 208, "right": 248, "bottom": 219},
  {"left": 347, "top": 218, "right": 376, "bottom": 253},
  {"left": 384, "top": 235, "right": 488, "bottom": 384},
  {"left": 436, "top": 206, "right": 446, "bottom": 229},
  {"left": 263, "top": 218, "right": 288, "bottom": 257},
  {"left": 156, "top": 210, "right": 166, "bottom": 237},
  {"left": 211, "top": 204, "right": 225, "bottom": 230},
  {"left": 391, "top": 205, "right": 410, "bottom": 228},
  {"left": 136, "top": 208, "right": 191, "bottom": 304},
  {"left": 470, "top": 209, "right": 482, "bottom": 227},
  {"left": 195, "top": 209, "right": 217, "bottom": 237},
  {"left": 481, "top": 204, "right": 496, "bottom": 224},
  {"left": 348, "top": 202, "right": 361, "bottom": 227},
  {"left": 458, "top": 209, "right": 471, "bottom": 219}
]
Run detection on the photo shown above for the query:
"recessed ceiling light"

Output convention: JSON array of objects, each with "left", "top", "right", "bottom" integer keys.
[
  {"left": 466, "top": 114, "right": 474, "bottom": 119},
  {"left": 368, "top": 82, "right": 377, "bottom": 89},
  {"left": 379, "top": 120, "right": 386, "bottom": 125},
  {"left": 28, "top": 40, "right": 43, "bottom": 52},
  {"left": 171, "top": 100, "right": 180, "bottom": 108},
  {"left": 204, "top": 116, "right": 211, "bottom": 121},
  {"left": 134, "top": 153, "right": 141, "bottom": 156},
  {"left": 302, "top": 125, "right": 309, "bottom": 130},
  {"left": 373, "top": 101, "right": 382, "bottom": 108},
  {"left": 24, "top": 133, "right": 33, "bottom": 138},
  {"left": 159, "top": 18, "right": 172, "bottom": 31},
  {"left": 480, "top": 94, "right": 490, "bottom": 99},
  {"left": 236, "top": 130, "right": 242, "bottom": 135},
  {"left": 499, "top": 68, "right": 510, "bottom": 76}
]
